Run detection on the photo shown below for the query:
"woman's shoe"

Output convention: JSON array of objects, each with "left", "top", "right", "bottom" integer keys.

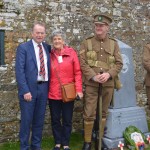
[
  {"left": 53, "top": 147, "right": 60, "bottom": 150},
  {"left": 63, "top": 147, "right": 70, "bottom": 150}
]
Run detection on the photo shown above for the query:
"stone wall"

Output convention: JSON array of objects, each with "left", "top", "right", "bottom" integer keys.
[{"left": 0, "top": 0, "right": 150, "bottom": 143}]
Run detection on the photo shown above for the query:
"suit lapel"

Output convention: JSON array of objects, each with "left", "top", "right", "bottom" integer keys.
[{"left": 28, "top": 40, "right": 38, "bottom": 69}]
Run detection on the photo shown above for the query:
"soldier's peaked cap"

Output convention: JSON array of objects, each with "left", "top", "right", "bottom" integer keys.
[{"left": 93, "top": 14, "right": 112, "bottom": 25}]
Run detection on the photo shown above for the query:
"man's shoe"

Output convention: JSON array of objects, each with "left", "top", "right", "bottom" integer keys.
[{"left": 82, "top": 142, "right": 91, "bottom": 150}]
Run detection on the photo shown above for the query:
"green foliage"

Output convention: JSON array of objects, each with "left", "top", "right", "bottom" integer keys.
[{"left": 123, "top": 125, "right": 148, "bottom": 150}]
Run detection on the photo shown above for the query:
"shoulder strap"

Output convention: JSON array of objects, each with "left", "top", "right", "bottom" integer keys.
[
  {"left": 87, "top": 39, "right": 92, "bottom": 51},
  {"left": 110, "top": 39, "right": 115, "bottom": 56}
]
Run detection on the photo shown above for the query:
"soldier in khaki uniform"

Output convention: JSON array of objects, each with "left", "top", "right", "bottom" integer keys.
[
  {"left": 143, "top": 44, "right": 150, "bottom": 109},
  {"left": 79, "top": 14, "right": 123, "bottom": 150}
]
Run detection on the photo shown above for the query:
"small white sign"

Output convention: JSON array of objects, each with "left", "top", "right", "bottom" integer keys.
[{"left": 58, "top": 56, "right": 63, "bottom": 63}]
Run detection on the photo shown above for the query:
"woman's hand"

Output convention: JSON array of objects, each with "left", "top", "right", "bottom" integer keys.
[{"left": 76, "top": 92, "right": 83, "bottom": 100}]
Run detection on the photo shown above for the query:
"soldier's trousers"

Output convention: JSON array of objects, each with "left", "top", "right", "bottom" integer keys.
[
  {"left": 146, "top": 86, "right": 150, "bottom": 109},
  {"left": 83, "top": 85, "right": 114, "bottom": 142},
  {"left": 83, "top": 85, "right": 114, "bottom": 120}
]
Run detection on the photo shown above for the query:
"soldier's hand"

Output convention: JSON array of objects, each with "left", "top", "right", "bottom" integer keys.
[
  {"left": 98, "top": 73, "right": 111, "bottom": 83},
  {"left": 92, "top": 74, "right": 101, "bottom": 83}
]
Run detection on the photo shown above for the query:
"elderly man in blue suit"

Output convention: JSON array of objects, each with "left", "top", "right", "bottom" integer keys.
[{"left": 15, "top": 21, "right": 51, "bottom": 150}]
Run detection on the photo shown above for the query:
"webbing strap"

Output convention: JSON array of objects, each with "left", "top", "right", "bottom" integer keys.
[
  {"left": 87, "top": 60, "right": 109, "bottom": 69},
  {"left": 87, "top": 39, "right": 92, "bottom": 51},
  {"left": 110, "top": 39, "right": 115, "bottom": 56}
]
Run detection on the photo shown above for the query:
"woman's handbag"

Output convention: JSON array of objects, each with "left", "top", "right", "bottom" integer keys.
[
  {"left": 61, "top": 82, "right": 76, "bottom": 103},
  {"left": 51, "top": 58, "right": 76, "bottom": 102}
]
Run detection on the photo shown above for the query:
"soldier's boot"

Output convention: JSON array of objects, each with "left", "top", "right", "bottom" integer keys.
[
  {"left": 82, "top": 142, "right": 91, "bottom": 150},
  {"left": 82, "top": 121, "right": 94, "bottom": 150}
]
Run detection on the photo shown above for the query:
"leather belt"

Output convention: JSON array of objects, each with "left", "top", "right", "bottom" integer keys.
[{"left": 37, "top": 81, "right": 47, "bottom": 84}]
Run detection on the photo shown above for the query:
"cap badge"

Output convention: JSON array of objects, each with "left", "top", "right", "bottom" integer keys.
[{"left": 98, "top": 16, "right": 102, "bottom": 21}]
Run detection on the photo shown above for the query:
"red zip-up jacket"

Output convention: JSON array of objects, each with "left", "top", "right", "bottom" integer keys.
[{"left": 48, "top": 45, "right": 82, "bottom": 100}]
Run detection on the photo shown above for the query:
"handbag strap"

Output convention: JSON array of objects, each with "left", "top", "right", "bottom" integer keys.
[{"left": 51, "top": 57, "right": 62, "bottom": 86}]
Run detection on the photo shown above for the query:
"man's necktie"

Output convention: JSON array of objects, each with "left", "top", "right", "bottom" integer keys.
[{"left": 38, "top": 44, "right": 45, "bottom": 79}]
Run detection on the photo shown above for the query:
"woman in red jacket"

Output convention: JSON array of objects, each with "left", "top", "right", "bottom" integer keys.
[{"left": 48, "top": 29, "right": 83, "bottom": 150}]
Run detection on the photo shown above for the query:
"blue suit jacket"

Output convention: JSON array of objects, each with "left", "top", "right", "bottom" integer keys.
[{"left": 15, "top": 40, "right": 51, "bottom": 98}]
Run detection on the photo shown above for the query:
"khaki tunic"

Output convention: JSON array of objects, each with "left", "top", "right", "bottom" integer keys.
[
  {"left": 143, "top": 44, "right": 150, "bottom": 86},
  {"left": 143, "top": 44, "right": 150, "bottom": 108},
  {"left": 79, "top": 35, "right": 123, "bottom": 120}
]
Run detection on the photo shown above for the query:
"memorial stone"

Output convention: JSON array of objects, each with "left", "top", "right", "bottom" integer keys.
[{"left": 103, "top": 40, "right": 150, "bottom": 149}]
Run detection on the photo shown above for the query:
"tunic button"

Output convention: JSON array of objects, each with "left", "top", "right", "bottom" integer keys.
[
  {"left": 101, "top": 55, "right": 102, "bottom": 56},
  {"left": 101, "top": 48, "right": 103, "bottom": 49}
]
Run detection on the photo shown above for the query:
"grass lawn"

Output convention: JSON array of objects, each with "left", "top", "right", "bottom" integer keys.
[
  {"left": 0, "top": 132, "right": 83, "bottom": 150},
  {"left": 1, "top": 129, "right": 150, "bottom": 150},
  {"left": 1, "top": 132, "right": 150, "bottom": 150}
]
